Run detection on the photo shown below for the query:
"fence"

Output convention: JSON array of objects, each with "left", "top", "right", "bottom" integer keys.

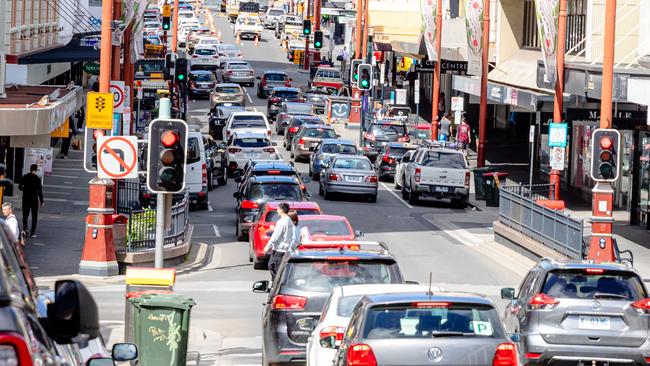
[
  {"left": 126, "top": 193, "right": 190, "bottom": 252},
  {"left": 117, "top": 180, "right": 147, "bottom": 214},
  {"left": 498, "top": 184, "right": 584, "bottom": 259}
]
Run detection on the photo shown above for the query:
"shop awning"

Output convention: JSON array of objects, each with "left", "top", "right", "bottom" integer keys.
[
  {"left": 453, "top": 74, "right": 553, "bottom": 112},
  {"left": 373, "top": 42, "right": 393, "bottom": 52},
  {"left": 16, "top": 33, "right": 100, "bottom": 65},
  {"left": 390, "top": 18, "right": 469, "bottom": 62}
]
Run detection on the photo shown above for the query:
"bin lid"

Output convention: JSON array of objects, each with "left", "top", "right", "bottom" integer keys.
[
  {"left": 483, "top": 172, "right": 508, "bottom": 178},
  {"left": 125, "top": 290, "right": 172, "bottom": 299},
  {"left": 129, "top": 293, "right": 196, "bottom": 310}
]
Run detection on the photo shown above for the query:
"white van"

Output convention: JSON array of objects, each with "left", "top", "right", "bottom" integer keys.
[{"left": 186, "top": 130, "right": 209, "bottom": 210}]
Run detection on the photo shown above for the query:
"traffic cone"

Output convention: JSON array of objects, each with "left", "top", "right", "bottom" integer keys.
[
  {"left": 255, "top": 35, "right": 259, "bottom": 46},
  {"left": 236, "top": 33, "right": 240, "bottom": 44},
  {"left": 218, "top": 31, "right": 222, "bottom": 40}
]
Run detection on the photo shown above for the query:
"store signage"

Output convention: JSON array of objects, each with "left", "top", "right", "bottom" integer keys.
[
  {"left": 548, "top": 123, "right": 568, "bottom": 147},
  {"left": 83, "top": 62, "right": 100, "bottom": 75},
  {"left": 415, "top": 61, "right": 468, "bottom": 73}
]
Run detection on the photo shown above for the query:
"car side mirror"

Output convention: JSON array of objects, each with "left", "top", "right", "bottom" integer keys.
[
  {"left": 319, "top": 335, "right": 340, "bottom": 349},
  {"left": 501, "top": 287, "right": 516, "bottom": 300},
  {"left": 509, "top": 333, "right": 521, "bottom": 343},
  {"left": 86, "top": 358, "right": 114, "bottom": 366},
  {"left": 112, "top": 343, "right": 138, "bottom": 361},
  {"left": 272, "top": 142, "right": 278, "bottom": 146},
  {"left": 252, "top": 280, "right": 270, "bottom": 293},
  {"left": 45, "top": 280, "right": 100, "bottom": 345}
]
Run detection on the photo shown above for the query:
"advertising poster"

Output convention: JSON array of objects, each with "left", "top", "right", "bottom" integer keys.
[
  {"left": 465, "top": 0, "right": 483, "bottom": 76},
  {"left": 534, "top": 0, "right": 559, "bottom": 84}
]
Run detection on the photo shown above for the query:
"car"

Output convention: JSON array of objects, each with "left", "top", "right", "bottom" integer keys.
[
  {"left": 394, "top": 149, "right": 416, "bottom": 190},
  {"left": 502, "top": 259, "right": 650, "bottom": 366},
  {"left": 224, "top": 111, "right": 271, "bottom": 141},
  {"left": 234, "top": 175, "right": 308, "bottom": 240},
  {"left": 309, "top": 139, "right": 358, "bottom": 180},
  {"left": 283, "top": 115, "right": 324, "bottom": 146},
  {"left": 234, "top": 160, "right": 303, "bottom": 193},
  {"left": 190, "top": 46, "right": 220, "bottom": 71},
  {"left": 256, "top": 71, "right": 292, "bottom": 98},
  {"left": 319, "top": 154, "right": 378, "bottom": 202},
  {"left": 275, "top": 14, "right": 302, "bottom": 39},
  {"left": 203, "top": 135, "right": 228, "bottom": 190},
  {"left": 362, "top": 119, "right": 410, "bottom": 161},
  {"left": 309, "top": 67, "right": 344, "bottom": 92},
  {"left": 216, "top": 44, "right": 243, "bottom": 67},
  {"left": 264, "top": 7, "right": 286, "bottom": 28},
  {"left": 209, "top": 105, "right": 246, "bottom": 140},
  {"left": 297, "top": 214, "right": 360, "bottom": 242},
  {"left": 291, "top": 124, "right": 338, "bottom": 162},
  {"left": 306, "top": 284, "right": 445, "bottom": 366},
  {"left": 187, "top": 129, "right": 210, "bottom": 209},
  {"left": 143, "top": 21, "right": 161, "bottom": 34},
  {"left": 267, "top": 87, "right": 304, "bottom": 120},
  {"left": 411, "top": 122, "right": 433, "bottom": 142},
  {"left": 210, "top": 83, "right": 246, "bottom": 110},
  {"left": 373, "top": 142, "right": 419, "bottom": 181},
  {"left": 248, "top": 201, "right": 322, "bottom": 269},
  {"left": 275, "top": 102, "right": 315, "bottom": 133},
  {"left": 225, "top": 132, "right": 279, "bottom": 176},
  {"left": 195, "top": 36, "right": 221, "bottom": 51},
  {"left": 253, "top": 243, "right": 405, "bottom": 366},
  {"left": 188, "top": 70, "right": 217, "bottom": 98},
  {"left": 222, "top": 60, "right": 255, "bottom": 86},
  {"left": 332, "top": 291, "right": 516, "bottom": 366},
  {"left": 187, "top": 27, "right": 212, "bottom": 53},
  {"left": 234, "top": 14, "right": 263, "bottom": 40},
  {"left": 304, "top": 91, "right": 329, "bottom": 114}
]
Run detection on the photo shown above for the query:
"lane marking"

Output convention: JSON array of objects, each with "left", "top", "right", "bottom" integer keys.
[
  {"left": 213, "top": 225, "right": 221, "bottom": 238},
  {"left": 208, "top": 204, "right": 214, "bottom": 212},
  {"left": 245, "top": 90, "right": 253, "bottom": 104},
  {"left": 380, "top": 182, "right": 413, "bottom": 209},
  {"left": 49, "top": 174, "right": 82, "bottom": 179}
]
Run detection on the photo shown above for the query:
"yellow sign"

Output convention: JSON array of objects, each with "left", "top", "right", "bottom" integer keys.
[
  {"left": 86, "top": 92, "right": 114, "bottom": 129},
  {"left": 51, "top": 118, "right": 69, "bottom": 138},
  {"left": 162, "top": 4, "right": 171, "bottom": 17},
  {"left": 293, "top": 50, "right": 303, "bottom": 65}
]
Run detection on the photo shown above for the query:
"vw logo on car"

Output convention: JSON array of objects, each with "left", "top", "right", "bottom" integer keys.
[{"left": 427, "top": 347, "right": 443, "bottom": 362}]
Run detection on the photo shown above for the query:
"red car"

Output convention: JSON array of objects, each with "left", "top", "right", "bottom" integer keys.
[
  {"left": 298, "top": 214, "right": 359, "bottom": 242},
  {"left": 248, "top": 201, "right": 322, "bottom": 269}
]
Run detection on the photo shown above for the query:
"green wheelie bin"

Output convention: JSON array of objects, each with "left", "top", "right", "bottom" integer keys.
[
  {"left": 472, "top": 166, "right": 496, "bottom": 200},
  {"left": 483, "top": 172, "right": 509, "bottom": 207}
]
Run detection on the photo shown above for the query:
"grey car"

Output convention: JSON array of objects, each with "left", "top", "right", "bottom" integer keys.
[
  {"left": 333, "top": 291, "right": 517, "bottom": 366},
  {"left": 222, "top": 60, "right": 255, "bottom": 86},
  {"left": 309, "top": 138, "right": 358, "bottom": 180},
  {"left": 502, "top": 259, "right": 650, "bottom": 366},
  {"left": 283, "top": 115, "right": 324, "bottom": 146},
  {"left": 275, "top": 102, "right": 315, "bottom": 134},
  {"left": 319, "top": 154, "right": 378, "bottom": 202},
  {"left": 290, "top": 124, "right": 338, "bottom": 162}
]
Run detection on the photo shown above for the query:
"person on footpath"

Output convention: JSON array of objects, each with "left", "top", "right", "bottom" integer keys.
[
  {"left": 18, "top": 164, "right": 43, "bottom": 238},
  {"left": 439, "top": 112, "right": 453, "bottom": 142},
  {"left": 456, "top": 116, "right": 472, "bottom": 155},
  {"left": 2, "top": 202, "right": 20, "bottom": 243},
  {"left": 264, "top": 203, "right": 294, "bottom": 279}
]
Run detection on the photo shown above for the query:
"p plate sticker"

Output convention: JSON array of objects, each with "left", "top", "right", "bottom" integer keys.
[{"left": 471, "top": 321, "right": 493, "bottom": 336}]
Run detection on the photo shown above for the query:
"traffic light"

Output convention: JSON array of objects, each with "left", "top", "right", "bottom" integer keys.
[
  {"left": 83, "top": 128, "right": 107, "bottom": 172},
  {"left": 147, "top": 119, "right": 189, "bottom": 193},
  {"left": 165, "top": 53, "right": 176, "bottom": 81},
  {"left": 314, "top": 30, "right": 323, "bottom": 49},
  {"left": 350, "top": 59, "right": 362, "bottom": 87},
  {"left": 590, "top": 129, "right": 621, "bottom": 182},
  {"left": 175, "top": 57, "right": 188, "bottom": 84},
  {"left": 357, "top": 63, "right": 373, "bottom": 90},
  {"left": 302, "top": 19, "right": 311, "bottom": 35},
  {"left": 162, "top": 5, "right": 171, "bottom": 31}
]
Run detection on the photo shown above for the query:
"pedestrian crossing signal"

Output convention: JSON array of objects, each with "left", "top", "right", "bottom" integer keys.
[{"left": 314, "top": 30, "right": 323, "bottom": 49}]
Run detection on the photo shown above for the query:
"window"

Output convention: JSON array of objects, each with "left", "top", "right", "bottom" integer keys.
[
  {"left": 234, "top": 138, "right": 270, "bottom": 148},
  {"left": 301, "top": 219, "right": 352, "bottom": 236},
  {"left": 322, "top": 144, "right": 357, "bottom": 155},
  {"left": 522, "top": 0, "right": 587, "bottom": 54},
  {"left": 284, "top": 260, "right": 396, "bottom": 292},
  {"left": 304, "top": 128, "right": 337, "bottom": 139},
  {"left": 316, "top": 70, "right": 342, "bottom": 79},
  {"left": 265, "top": 73, "right": 288, "bottom": 81},
  {"left": 228, "top": 63, "right": 250, "bottom": 70},
  {"left": 190, "top": 73, "right": 215, "bottom": 82},
  {"left": 422, "top": 151, "right": 467, "bottom": 169},
  {"left": 273, "top": 90, "right": 300, "bottom": 98},
  {"left": 268, "top": 9, "right": 285, "bottom": 16},
  {"left": 387, "top": 147, "right": 415, "bottom": 157},
  {"left": 194, "top": 48, "right": 216, "bottom": 55},
  {"left": 265, "top": 209, "right": 319, "bottom": 222},
  {"left": 333, "top": 158, "right": 372, "bottom": 171},
  {"left": 370, "top": 124, "right": 406, "bottom": 136},
  {"left": 541, "top": 270, "right": 646, "bottom": 300},
  {"left": 231, "top": 115, "right": 266, "bottom": 128},
  {"left": 215, "top": 86, "right": 241, "bottom": 94},
  {"left": 287, "top": 105, "right": 313, "bottom": 114},
  {"left": 187, "top": 137, "right": 202, "bottom": 164},
  {"left": 248, "top": 183, "right": 302, "bottom": 201}
]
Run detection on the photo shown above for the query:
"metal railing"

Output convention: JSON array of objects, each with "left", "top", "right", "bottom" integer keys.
[
  {"left": 498, "top": 184, "right": 584, "bottom": 259},
  {"left": 126, "top": 193, "right": 190, "bottom": 252},
  {"left": 117, "top": 180, "right": 147, "bottom": 214}
]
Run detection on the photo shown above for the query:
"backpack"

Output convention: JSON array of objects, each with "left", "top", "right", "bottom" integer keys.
[{"left": 458, "top": 124, "right": 470, "bottom": 142}]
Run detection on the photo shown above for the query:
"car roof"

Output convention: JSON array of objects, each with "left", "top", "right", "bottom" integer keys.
[
  {"left": 421, "top": 147, "right": 465, "bottom": 154},
  {"left": 337, "top": 284, "right": 444, "bottom": 297},
  {"left": 250, "top": 175, "right": 300, "bottom": 183},
  {"left": 283, "top": 102, "right": 309, "bottom": 107},
  {"left": 536, "top": 258, "right": 639, "bottom": 273},
  {"left": 386, "top": 142, "right": 418, "bottom": 148},
  {"left": 230, "top": 111, "right": 266, "bottom": 117},
  {"left": 190, "top": 70, "right": 215, "bottom": 75},
  {"left": 299, "top": 214, "right": 350, "bottom": 222},
  {"left": 287, "top": 248, "right": 396, "bottom": 261},
  {"left": 272, "top": 87, "right": 301, "bottom": 92},
  {"left": 362, "top": 291, "right": 496, "bottom": 307},
  {"left": 264, "top": 70, "right": 288, "bottom": 75},
  {"left": 333, "top": 154, "right": 369, "bottom": 160},
  {"left": 372, "top": 119, "right": 407, "bottom": 126},
  {"left": 215, "top": 83, "right": 241, "bottom": 88},
  {"left": 264, "top": 201, "right": 320, "bottom": 210},
  {"left": 301, "top": 123, "right": 332, "bottom": 129},
  {"left": 232, "top": 131, "right": 268, "bottom": 139},
  {"left": 317, "top": 66, "right": 339, "bottom": 71},
  {"left": 321, "top": 138, "right": 355, "bottom": 145},
  {"left": 216, "top": 105, "right": 246, "bottom": 113}
]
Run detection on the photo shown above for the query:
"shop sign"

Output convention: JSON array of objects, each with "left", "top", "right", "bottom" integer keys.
[
  {"left": 83, "top": 62, "right": 100, "bottom": 75},
  {"left": 548, "top": 123, "right": 568, "bottom": 147}
]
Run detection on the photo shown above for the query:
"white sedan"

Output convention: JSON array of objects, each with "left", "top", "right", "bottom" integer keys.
[
  {"left": 190, "top": 46, "right": 219, "bottom": 71},
  {"left": 223, "top": 111, "right": 271, "bottom": 141},
  {"left": 394, "top": 149, "right": 416, "bottom": 190},
  {"left": 225, "top": 132, "right": 280, "bottom": 174}
]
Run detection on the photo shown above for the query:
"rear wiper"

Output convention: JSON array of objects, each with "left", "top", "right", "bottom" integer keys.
[
  {"left": 593, "top": 292, "right": 628, "bottom": 299},
  {"left": 430, "top": 331, "right": 468, "bottom": 338}
]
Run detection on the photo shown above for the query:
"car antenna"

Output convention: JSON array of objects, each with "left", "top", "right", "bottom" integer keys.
[{"left": 428, "top": 272, "right": 433, "bottom": 296}]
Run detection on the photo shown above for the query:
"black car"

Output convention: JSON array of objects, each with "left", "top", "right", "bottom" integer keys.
[
  {"left": 256, "top": 71, "right": 292, "bottom": 98},
  {"left": 209, "top": 105, "right": 246, "bottom": 140},
  {"left": 267, "top": 87, "right": 303, "bottom": 120},
  {"left": 188, "top": 70, "right": 218, "bottom": 98},
  {"left": 373, "top": 142, "right": 419, "bottom": 181},
  {"left": 283, "top": 115, "right": 324, "bottom": 150},
  {"left": 203, "top": 135, "right": 228, "bottom": 190},
  {"left": 234, "top": 160, "right": 301, "bottom": 192},
  {"left": 253, "top": 246, "right": 405, "bottom": 365},
  {"left": 233, "top": 175, "right": 309, "bottom": 241},
  {"left": 362, "top": 119, "right": 410, "bottom": 162}
]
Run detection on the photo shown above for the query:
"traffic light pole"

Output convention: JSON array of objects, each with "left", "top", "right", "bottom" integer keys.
[
  {"left": 549, "top": 0, "right": 567, "bottom": 201},
  {"left": 155, "top": 98, "right": 172, "bottom": 269},
  {"left": 430, "top": 0, "right": 443, "bottom": 140},
  {"left": 303, "top": 0, "right": 311, "bottom": 70},
  {"left": 476, "top": 0, "right": 490, "bottom": 167}
]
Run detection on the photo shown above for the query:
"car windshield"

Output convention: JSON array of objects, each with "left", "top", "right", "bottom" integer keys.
[
  {"left": 249, "top": 183, "right": 302, "bottom": 201},
  {"left": 303, "top": 128, "right": 336, "bottom": 139},
  {"left": 215, "top": 86, "right": 240, "bottom": 94},
  {"left": 234, "top": 138, "right": 270, "bottom": 148},
  {"left": 362, "top": 303, "right": 505, "bottom": 339},
  {"left": 301, "top": 219, "right": 351, "bottom": 236},
  {"left": 287, "top": 105, "right": 312, "bottom": 114},
  {"left": 322, "top": 144, "right": 357, "bottom": 154},
  {"left": 421, "top": 151, "right": 467, "bottom": 169},
  {"left": 191, "top": 73, "right": 215, "bottom": 82},
  {"left": 194, "top": 48, "right": 215, "bottom": 55},
  {"left": 266, "top": 73, "right": 288, "bottom": 81},
  {"left": 371, "top": 124, "right": 406, "bottom": 136},
  {"left": 232, "top": 116, "right": 267, "bottom": 128},
  {"left": 273, "top": 90, "right": 300, "bottom": 98},
  {"left": 187, "top": 137, "right": 201, "bottom": 164},
  {"left": 293, "top": 117, "right": 320, "bottom": 124},
  {"left": 541, "top": 269, "right": 646, "bottom": 300},
  {"left": 244, "top": 18, "right": 259, "bottom": 25},
  {"left": 285, "top": 260, "right": 395, "bottom": 292},
  {"left": 316, "top": 69, "right": 341, "bottom": 79},
  {"left": 265, "top": 209, "right": 319, "bottom": 222},
  {"left": 388, "top": 147, "right": 414, "bottom": 157},
  {"left": 333, "top": 158, "right": 371, "bottom": 170}
]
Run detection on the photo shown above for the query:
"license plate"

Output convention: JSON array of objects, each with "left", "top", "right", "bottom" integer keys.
[
  {"left": 346, "top": 176, "right": 362, "bottom": 182},
  {"left": 433, "top": 186, "right": 448, "bottom": 193},
  {"left": 245, "top": 152, "right": 259, "bottom": 158},
  {"left": 578, "top": 316, "right": 611, "bottom": 330},
  {"left": 223, "top": 103, "right": 232, "bottom": 106}
]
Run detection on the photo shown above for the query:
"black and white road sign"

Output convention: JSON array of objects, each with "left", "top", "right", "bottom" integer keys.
[{"left": 97, "top": 135, "right": 138, "bottom": 179}]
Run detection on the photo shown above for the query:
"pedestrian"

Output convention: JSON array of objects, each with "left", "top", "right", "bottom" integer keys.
[
  {"left": 339, "top": 46, "right": 350, "bottom": 73},
  {"left": 18, "top": 164, "right": 43, "bottom": 238},
  {"left": 439, "top": 112, "right": 453, "bottom": 141},
  {"left": 288, "top": 211, "right": 303, "bottom": 250},
  {"left": 438, "top": 92, "right": 446, "bottom": 122},
  {"left": 2, "top": 202, "right": 20, "bottom": 243},
  {"left": 456, "top": 116, "right": 472, "bottom": 155},
  {"left": 263, "top": 202, "right": 294, "bottom": 279}
]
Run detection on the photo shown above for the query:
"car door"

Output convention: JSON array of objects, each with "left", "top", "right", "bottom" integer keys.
[{"left": 186, "top": 134, "right": 205, "bottom": 193}]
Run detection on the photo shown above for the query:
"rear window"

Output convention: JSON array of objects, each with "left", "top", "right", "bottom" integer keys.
[
  {"left": 268, "top": 9, "right": 284, "bottom": 15},
  {"left": 421, "top": 151, "right": 467, "bottom": 169},
  {"left": 541, "top": 269, "right": 646, "bottom": 300},
  {"left": 362, "top": 303, "right": 504, "bottom": 339},
  {"left": 322, "top": 144, "right": 357, "bottom": 154},
  {"left": 231, "top": 115, "right": 267, "bottom": 128},
  {"left": 215, "top": 86, "right": 240, "bottom": 94},
  {"left": 287, "top": 104, "right": 312, "bottom": 114},
  {"left": 316, "top": 69, "right": 341, "bottom": 79},
  {"left": 388, "top": 147, "right": 414, "bottom": 157},
  {"left": 332, "top": 158, "right": 371, "bottom": 170},
  {"left": 248, "top": 183, "right": 302, "bottom": 201},
  {"left": 194, "top": 48, "right": 216, "bottom": 55},
  {"left": 220, "top": 44, "right": 239, "bottom": 51},
  {"left": 284, "top": 260, "right": 396, "bottom": 292},
  {"left": 265, "top": 209, "right": 319, "bottom": 222},
  {"left": 200, "top": 38, "right": 219, "bottom": 44},
  {"left": 187, "top": 137, "right": 201, "bottom": 164},
  {"left": 301, "top": 219, "right": 351, "bottom": 236},
  {"left": 293, "top": 117, "right": 321, "bottom": 125},
  {"left": 303, "top": 128, "right": 337, "bottom": 139},
  {"left": 228, "top": 63, "right": 250, "bottom": 70},
  {"left": 370, "top": 124, "right": 406, "bottom": 136},
  {"left": 273, "top": 90, "right": 300, "bottom": 98},
  {"left": 265, "top": 73, "right": 288, "bottom": 81},
  {"left": 234, "top": 138, "right": 270, "bottom": 148},
  {"left": 190, "top": 73, "right": 215, "bottom": 82}
]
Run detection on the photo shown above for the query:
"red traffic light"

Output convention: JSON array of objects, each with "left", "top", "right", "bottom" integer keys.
[
  {"left": 93, "top": 129, "right": 105, "bottom": 140},
  {"left": 161, "top": 131, "right": 179, "bottom": 147},
  {"left": 599, "top": 136, "right": 613, "bottom": 150}
]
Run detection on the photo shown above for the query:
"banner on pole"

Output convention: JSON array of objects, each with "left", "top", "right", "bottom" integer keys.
[
  {"left": 535, "top": 0, "right": 559, "bottom": 85},
  {"left": 465, "top": 0, "right": 483, "bottom": 76},
  {"left": 420, "top": 0, "right": 438, "bottom": 62}
]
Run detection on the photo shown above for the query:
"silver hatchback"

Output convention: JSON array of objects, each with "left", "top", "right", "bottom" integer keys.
[
  {"left": 502, "top": 259, "right": 650, "bottom": 365},
  {"left": 319, "top": 154, "right": 378, "bottom": 202}
]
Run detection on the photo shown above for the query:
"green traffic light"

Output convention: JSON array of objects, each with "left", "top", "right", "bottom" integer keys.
[
  {"left": 361, "top": 80, "right": 369, "bottom": 87},
  {"left": 177, "top": 74, "right": 185, "bottom": 81},
  {"left": 315, "top": 42, "right": 321, "bottom": 47},
  {"left": 354, "top": 74, "right": 359, "bottom": 81}
]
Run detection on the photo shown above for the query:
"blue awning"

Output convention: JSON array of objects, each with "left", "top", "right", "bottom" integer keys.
[{"left": 17, "top": 33, "right": 100, "bottom": 65}]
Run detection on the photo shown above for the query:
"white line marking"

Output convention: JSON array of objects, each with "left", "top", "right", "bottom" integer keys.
[
  {"left": 44, "top": 184, "right": 88, "bottom": 190},
  {"left": 379, "top": 182, "right": 413, "bottom": 209},
  {"left": 64, "top": 181, "right": 73, "bottom": 184},
  {"left": 208, "top": 204, "right": 214, "bottom": 212},
  {"left": 50, "top": 174, "right": 82, "bottom": 179},
  {"left": 245, "top": 91, "right": 253, "bottom": 104},
  {"left": 212, "top": 225, "right": 221, "bottom": 238}
]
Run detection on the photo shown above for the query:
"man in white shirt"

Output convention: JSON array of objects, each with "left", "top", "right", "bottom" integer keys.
[
  {"left": 264, "top": 203, "right": 294, "bottom": 279},
  {"left": 2, "top": 203, "right": 20, "bottom": 242}
]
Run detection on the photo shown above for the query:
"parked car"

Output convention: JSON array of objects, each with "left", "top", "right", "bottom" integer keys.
[
  {"left": 210, "top": 83, "right": 246, "bottom": 110},
  {"left": 203, "top": 135, "right": 228, "bottom": 190},
  {"left": 373, "top": 142, "right": 419, "bottom": 181},
  {"left": 224, "top": 111, "right": 271, "bottom": 141},
  {"left": 393, "top": 149, "right": 416, "bottom": 190},
  {"left": 309, "top": 138, "right": 358, "bottom": 179},
  {"left": 283, "top": 115, "right": 324, "bottom": 147},
  {"left": 190, "top": 46, "right": 220, "bottom": 71},
  {"left": 291, "top": 124, "right": 338, "bottom": 162},
  {"left": 225, "top": 132, "right": 279, "bottom": 176},
  {"left": 256, "top": 71, "right": 292, "bottom": 98},
  {"left": 319, "top": 154, "right": 378, "bottom": 202},
  {"left": 264, "top": 7, "right": 286, "bottom": 28},
  {"left": 209, "top": 105, "right": 246, "bottom": 140},
  {"left": 267, "top": 87, "right": 304, "bottom": 120},
  {"left": 275, "top": 102, "right": 315, "bottom": 133},
  {"left": 401, "top": 147, "right": 470, "bottom": 207},
  {"left": 222, "top": 60, "right": 255, "bottom": 86}
]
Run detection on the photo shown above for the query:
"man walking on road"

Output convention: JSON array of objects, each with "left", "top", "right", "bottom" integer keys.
[
  {"left": 263, "top": 202, "right": 294, "bottom": 279},
  {"left": 18, "top": 164, "right": 43, "bottom": 237}
]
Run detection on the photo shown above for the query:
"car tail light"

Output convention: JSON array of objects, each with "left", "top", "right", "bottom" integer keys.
[
  {"left": 143, "top": 193, "right": 151, "bottom": 199},
  {"left": 525, "top": 352, "right": 542, "bottom": 360},
  {"left": 241, "top": 200, "right": 259, "bottom": 209},
  {"left": 415, "top": 168, "right": 421, "bottom": 183},
  {"left": 329, "top": 173, "right": 341, "bottom": 181},
  {"left": 0, "top": 333, "right": 32, "bottom": 366},
  {"left": 347, "top": 344, "right": 377, "bottom": 366},
  {"left": 398, "top": 136, "right": 409, "bottom": 142},
  {"left": 492, "top": 343, "right": 517, "bottom": 366},
  {"left": 271, "top": 97, "right": 281, "bottom": 103},
  {"left": 202, "top": 163, "right": 208, "bottom": 185},
  {"left": 236, "top": 52, "right": 242, "bottom": 57},
  {"left": 365, "top": 176, "right": 378, "bottom": 183},
  {"left": 263, "top": 147, "right": 275, "bottom": 153},
  {"left": 228, "top": 148, "right": 241, "bottom": 153},
  {"left": 382, "top": 156, "right": 394, "bottom": 164},
  {"left": 212, "top": 55, "right": 219, "bottom": 59},
  {"left": 319, "top": 326, "right": 345, "bottom": 348},
  {"left": 229, "top": 161, "right": 238, "bottom": 170},
  {"left": 226, "top": 70, "right": 234, "bottom": 75},
  {"left": 192, "top": 54, "right": 199, "bottom": 58},
  {"left": 631, "top": 298, "right": 650, "bottom": 314},
  {"left": 298, "top": 138, "right": 305, "bottom": 145},
  {"left": 585, "top": 268, "right": 605, "bottom": 274},
  {"left": 300, "top": 184, "right": 306, "bottom": 191},
  {"left": 273, "top": 294, "right": 307, "bottom": 310},
  {"left": 465, "top": 171, "right": 470, "bottom": 186},
  {"left": 529, "top": 293, "right": 559, "bottom": 310},
  {"left": 363, "top": 133, "right": 376, "bottom": 141},
  {"left": 289, "top": 127, "right": 299, "bottom": 133},
  {"left": 267, "top": 130, "right": 272, "bottom": 136}
]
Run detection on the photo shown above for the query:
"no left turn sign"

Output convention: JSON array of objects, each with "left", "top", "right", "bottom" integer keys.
[{"left": 97, "top": 136, "right": 138, "bottom": 179}]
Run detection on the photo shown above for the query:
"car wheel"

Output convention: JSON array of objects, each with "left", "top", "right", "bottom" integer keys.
[
  {"left": 323, "top": 187, "right": 332, "bottom": 200},
  {"left": 217, "top": 170, "right": 227, "bottom": 186},
  {"left": 401, "top": 183, "right": 409, "bottom": 200},
  {"left": 318, "top": 183, "right": 324, "bottom": 196},
  {"left": 408, "top": 190, "right": 419, "bottom": 205},
  {"left": 394, "top": 176, "right": 401, "bottom": 190},
  {"left": 198, "top": 201, "right": 209, "bottom": 210},
  {"left": 452, "top": 197, "right": 469, "bottom": 209},
  {"left": 207, "top": 171, "right": 214, "bottom": 191},
  {"left": 368, "top": 194, "right": 377, "bottom": 203}
]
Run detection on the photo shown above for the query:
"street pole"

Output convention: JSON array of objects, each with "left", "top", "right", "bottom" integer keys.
[
  {"left": 123, "top": 24, "right": 135, "bottom": 134},
  {"left": 99, "top": 0, "right": 114, "bottom": 92},
  {"left": 588, "top": 0, "right": 617, "bottom": 262},
  {"left": 549, "top": 0, "right": 567, "bottom": 200},
  {"left": 0, "top": 0, "right": 7, "bottom": 99},
  {"left": 361, "top": 0, "right": 369, "bottom": 62},
  {"left": 430, "top": 0, "right": 443, "bottom": 140},
  {"left": 529, "top": 125, "right": 535, "bottom": 198},
  {"left": 155, "top": 98, "right": 172, "bottom": 269},
  {"left": 304, "top": 0, "right": 311, "bottom": 70},
  {"left": 111, "top": 0, "right": 122, "bottom": 82},
  {"left": 172, "top": 0, "right": 180, "bottom": 52},
  {"left": 476, "top": 0, "right": 490, "bottom": 167},
  {"left": 355, "top": 0, "right": 363, "bottom": 58}
]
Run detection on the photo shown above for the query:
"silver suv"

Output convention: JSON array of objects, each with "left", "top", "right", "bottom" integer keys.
[{"left": 502, "top": 259, "right": 650, "bottom": 365}]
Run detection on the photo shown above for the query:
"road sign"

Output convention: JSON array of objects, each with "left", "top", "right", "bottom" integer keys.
[
  {"left": 110, "top": 80, "right": 126, "bottom": 113},
  {"left": 451, "top": 96, "right": 464, "bottom": 111},
  {"left": 550, "top": 146, "right": 565, "bottom": 171},
  {"left": 97, "top": 135, "right": 138, "bottom": 179},
  {"left": 548, "top": 122, "right": 568, "bottom": 147},
  {"left": 86, "top": 92, "right": 114, "bottom": 129},
  {"left": 414, "top": 79, "right": 420, "bottom": 103}
]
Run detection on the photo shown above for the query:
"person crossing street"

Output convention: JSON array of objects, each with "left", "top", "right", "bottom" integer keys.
[
  {"left": 263, "top": 202, "right": 295, "bottom": 279},
  {"left": 18, "top": 164, "right": 43, "bottom": 238}
]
